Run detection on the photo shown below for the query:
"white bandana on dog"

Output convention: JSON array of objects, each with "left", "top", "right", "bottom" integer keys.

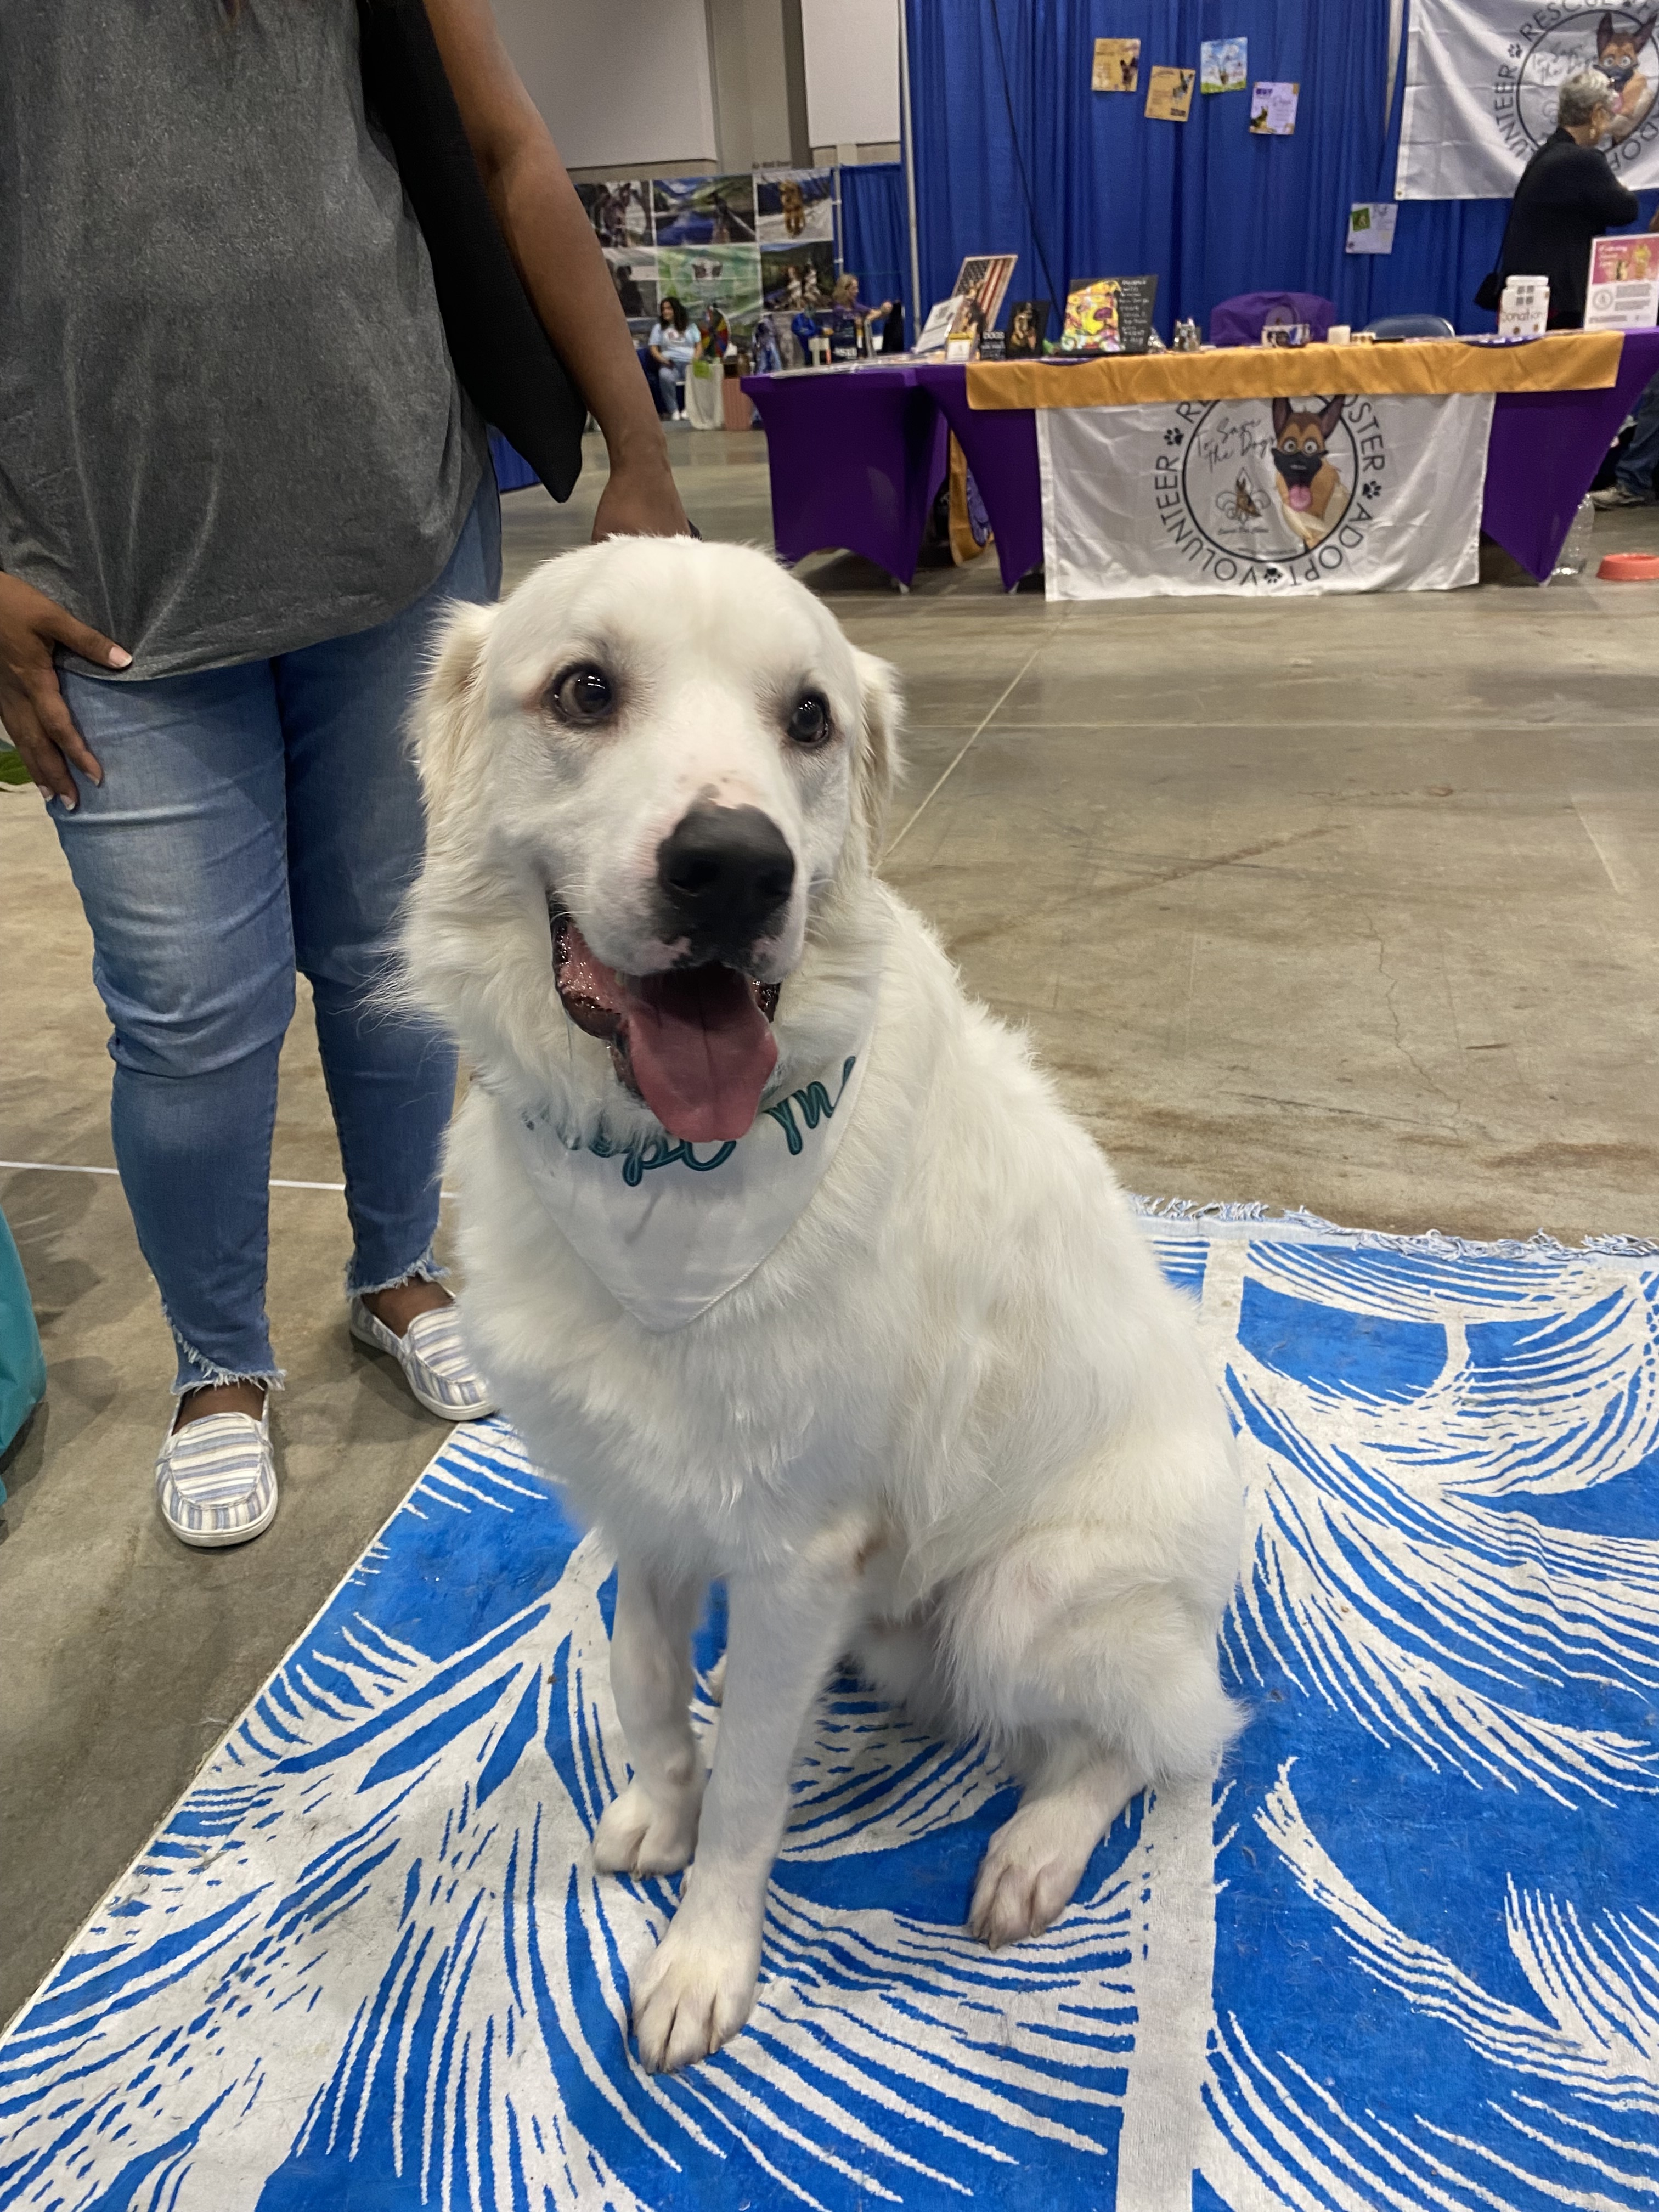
[{"left": 509, "top": 997, "right": 878, "bottom": 1333}]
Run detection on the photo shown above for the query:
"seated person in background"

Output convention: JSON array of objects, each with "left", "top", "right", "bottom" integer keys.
[
  {"left": 646, "top": 295, "right": 697, "bottom": 419},
  {"left": 1493, "top": 69, "right": 1640, "bottom": 326}
]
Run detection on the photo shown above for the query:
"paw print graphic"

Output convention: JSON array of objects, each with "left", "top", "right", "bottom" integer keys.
[
  {"left": 1262, "top": 567, "right": 1282, "bottom": 583},
  {"left": 1163, "top": 427, "right": 1184, "bottom": 447},
  {"left": 1362, "top": 480, "right": 1382, "bottom": 500}
]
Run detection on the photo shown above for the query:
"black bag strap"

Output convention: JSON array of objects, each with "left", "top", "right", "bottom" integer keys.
[{"left": 358, "top": 0, "right": 585, "bottom": 500}]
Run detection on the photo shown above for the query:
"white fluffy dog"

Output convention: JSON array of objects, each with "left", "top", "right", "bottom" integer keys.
[{"left": 402, "top": 537, "right": 1243, "bottom": 2074}]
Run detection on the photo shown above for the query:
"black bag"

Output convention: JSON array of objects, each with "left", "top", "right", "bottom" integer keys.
[
  {"left": 1474, "top": 268, "right": 1504, "bottom": 312},
  {"left": 357, "top": 0, "right": 585, "bottom": 500}
]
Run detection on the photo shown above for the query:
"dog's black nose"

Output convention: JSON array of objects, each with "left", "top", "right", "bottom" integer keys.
[{"left": 656, "top": 804, "right": 795, "bottom": 952}]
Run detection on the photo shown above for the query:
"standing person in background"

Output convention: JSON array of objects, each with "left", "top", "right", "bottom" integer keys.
[
  {"left": 1487, "top": 70, "right": 1641, "bottom": 326},
  {"left": 647, "top": 296, "right": 698, "bottom": 420},
  {"left": 0, "top": 0, "right": 686, "bottom": 1549}
]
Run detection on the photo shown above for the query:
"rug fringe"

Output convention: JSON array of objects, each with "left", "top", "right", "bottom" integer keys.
[{"left": 1127, "top": 1194, "right": 1659, "bottom": 1260}]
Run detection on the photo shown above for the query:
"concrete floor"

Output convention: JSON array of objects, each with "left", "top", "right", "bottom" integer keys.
[{"left": 4, "top": 425, "right": 1659, "bottom": 2024}]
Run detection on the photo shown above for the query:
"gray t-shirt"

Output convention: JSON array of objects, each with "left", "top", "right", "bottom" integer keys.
[{"left": 0, "top": 0, "right": 487, "bottom": 680}]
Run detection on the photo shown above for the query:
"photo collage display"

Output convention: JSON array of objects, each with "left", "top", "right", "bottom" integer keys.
[{"left": 577, "top": 168, "right": 836, "bottom": 338}]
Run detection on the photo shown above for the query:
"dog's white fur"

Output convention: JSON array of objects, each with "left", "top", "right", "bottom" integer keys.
[{"left": 403, "top": 537, "right": 1243, "bottom": 2074}]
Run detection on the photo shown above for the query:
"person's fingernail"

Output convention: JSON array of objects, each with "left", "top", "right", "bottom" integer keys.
[
  {"left": 59, "top": 792, "right": 77, "bottom": 811},
  {"left": 107, "top": 646, "right": 132, "bottom": 669}
]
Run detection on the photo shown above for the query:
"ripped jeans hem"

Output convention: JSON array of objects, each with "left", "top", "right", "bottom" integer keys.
[
  {"left": 346, "top": 1249, "right": 449, "bottom": 1300},
  {"left": 166, "top": 1311, "right": 286, "bottom": 1400}
]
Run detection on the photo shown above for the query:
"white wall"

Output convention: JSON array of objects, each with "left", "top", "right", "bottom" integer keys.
[
  {"left": 492, "top": 0, "right": 719, "bottom": 172},
  {"left": 799, "top": 0, "right": 900, "bottom": 148}
]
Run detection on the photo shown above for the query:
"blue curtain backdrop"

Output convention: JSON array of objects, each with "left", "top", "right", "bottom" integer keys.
[
  {"left": 904, "top": 0, "right": 1655, "bottom": 337},
  {"left": 839, "top": 162, "right": 910, "bottom": 315}
]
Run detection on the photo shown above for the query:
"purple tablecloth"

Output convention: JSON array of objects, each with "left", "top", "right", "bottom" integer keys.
[{"left": 744, "top": 332, "right": 1659, "bottom": 590}]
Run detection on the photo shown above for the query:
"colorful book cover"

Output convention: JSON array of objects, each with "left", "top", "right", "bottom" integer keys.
[
  {"left": 1060, "top": 280, "right": 1121, "bottom": 353},
  {"left": 1092, "top": 37, "right": 1140, "bottom": 91},
  {"left": 1200, "top": 37, "right": 1247, "bottom": 93},
  {"left": 1145, "top": 64, "right": 1195, "bottom": 120}
]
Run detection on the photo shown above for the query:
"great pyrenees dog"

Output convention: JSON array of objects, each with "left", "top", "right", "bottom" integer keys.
[{"left": 402, "top": 537, "right": 1243, "bottom": 2074}]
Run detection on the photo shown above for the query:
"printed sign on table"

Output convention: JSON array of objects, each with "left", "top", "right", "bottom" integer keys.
[
  {"left": 1038, "top": 388, "right": 1497, "bottom": 599},
  {"left": 1400, "top": 0, "right": 1659, "bottom": 198},
  {"left": 1584, "top": 232, "right": 1659, "bottom": 325}
]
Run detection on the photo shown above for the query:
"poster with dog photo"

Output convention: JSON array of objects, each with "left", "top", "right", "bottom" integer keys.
[
  {"left": 651, "top": 174, "right": 758, "bottom": 246},
  {"left": 1144, "top": 64, "right": 1195, "bottom": 119},
  {"left": 1249, "top": 80, "right": 1299, "bottom": 133},
  {"left": 755, "top": 168, "right": 835, "bottom": 244},
  {"left": 1092, "top": 36, "right": 1140, "bottom": 88},
  {"left": 760, "top": 241, "right": 836, "bottom": 314}
]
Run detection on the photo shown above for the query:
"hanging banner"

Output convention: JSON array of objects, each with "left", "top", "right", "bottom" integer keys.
[
  {"left": 1037, "top": 391, "right": 1496, "bottom": 600},
  {"left": 1398, "top": 0, "right": 1659, "bottom": 199}
]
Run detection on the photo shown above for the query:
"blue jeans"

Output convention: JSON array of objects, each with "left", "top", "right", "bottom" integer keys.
[
  {"left": 50, "top": 477, "right": 501, "bottom": 1393},
  {"left": 1617, "top": 369, "right": 1659, "bottom": 498}
]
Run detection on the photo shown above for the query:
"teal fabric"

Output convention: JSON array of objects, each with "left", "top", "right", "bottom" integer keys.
[{"left": 0, "top": 1203, "right": 45, "bottom": 1462}]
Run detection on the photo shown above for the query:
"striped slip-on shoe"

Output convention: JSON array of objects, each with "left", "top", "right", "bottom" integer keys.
[
  {"left": 348, "top": 1296, "right": 499, "bottom": 1422},
  {"left": 155, "top": 1401, "right": 278, "bottom": 1549}
]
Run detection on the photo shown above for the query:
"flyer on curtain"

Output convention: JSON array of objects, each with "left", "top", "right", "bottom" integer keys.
[
  {"left": 1398, "top": 0, "right": 1659, "bottom": 199},
  {"left": 1038, "top": 390, "right": 1496, "bottom": 600}
]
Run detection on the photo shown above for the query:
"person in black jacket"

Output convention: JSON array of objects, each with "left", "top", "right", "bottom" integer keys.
[{"left": 1495, "top": 70, "right": 1640, "bottom": 325}]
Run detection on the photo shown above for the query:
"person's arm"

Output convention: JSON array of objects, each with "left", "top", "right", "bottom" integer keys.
[{"left": 425, "top": 0, "right": 686, "bottom": 540}]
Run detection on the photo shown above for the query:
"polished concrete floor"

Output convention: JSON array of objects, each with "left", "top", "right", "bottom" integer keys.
[{"left": 5, "top": 425, "right": 1659, "bottom": 2023}]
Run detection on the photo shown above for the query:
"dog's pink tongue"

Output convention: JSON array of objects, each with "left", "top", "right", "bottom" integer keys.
[
  {"left": 625, "top": 966, "right": 778, "bottom": 1142},
  {"left": 1288, "top": 484, "right": 1312, "bottom": 511}
]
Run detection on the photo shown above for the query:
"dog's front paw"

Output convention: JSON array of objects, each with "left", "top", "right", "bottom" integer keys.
[
  {"left": 594, "top": 1778, "right": 703, "bottom": 1877},
  {"left": 968, "top": 1813, "right": 1088, "bottom": 1950},
  {"left": 630, "top": 1910, "right": 760, "bottom": 2072}
]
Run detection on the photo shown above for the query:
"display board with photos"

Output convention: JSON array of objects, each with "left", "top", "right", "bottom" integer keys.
[{"left": 578, "top": 167, "right": 838, "bottom": 341}]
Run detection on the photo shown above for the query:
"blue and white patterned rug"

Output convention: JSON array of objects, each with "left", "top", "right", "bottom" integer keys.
[{"left": 5, "top": 1211, "right": 1659, "bottom": 2212}]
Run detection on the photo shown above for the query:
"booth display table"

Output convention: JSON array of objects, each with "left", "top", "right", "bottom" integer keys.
[{"left": 743, "top": 330, "right": 1659, "bottom": 595}]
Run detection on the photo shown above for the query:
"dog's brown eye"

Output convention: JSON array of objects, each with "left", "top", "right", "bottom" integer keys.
[
  {"left": 549, "top": 664, "right": 614, "bottom": 723},
  {"left": 787, "top": 691, "right": 831, "bottom": 748}
]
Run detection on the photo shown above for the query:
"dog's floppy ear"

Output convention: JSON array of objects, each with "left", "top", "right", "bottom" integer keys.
[
  {"left": 1271, "top": 396, "right": 1291, "bottom": 438},
  {"left": 850, "top": 647, "right": 904, "bottom": 856},
  {"left": 1317, "top": 392, "right": 1346, "bottom": 441},
  {"left": 409, "top": 599, "right": 499, "bottom": 826}
]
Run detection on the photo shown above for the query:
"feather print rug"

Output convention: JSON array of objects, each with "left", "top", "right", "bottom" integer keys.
[{"left": 4, "top": 1209, "right": 1659, "bottom": 2212}]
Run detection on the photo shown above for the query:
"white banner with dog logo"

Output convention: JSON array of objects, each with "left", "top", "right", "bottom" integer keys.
[
  {"left": 1397, "top": 0, "right": 1659, "bottom": 200},
  {"left": 1037, "top": 388, "right": 1497, "bottom": 601}
]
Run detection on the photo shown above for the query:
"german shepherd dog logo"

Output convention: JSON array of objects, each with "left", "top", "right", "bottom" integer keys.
[
  {"left": 1271, "top": 394, "right": 1351, "bottom": 549},
  {"left": 1598, "top": 10, "right": 1658, "bottom": 142}
]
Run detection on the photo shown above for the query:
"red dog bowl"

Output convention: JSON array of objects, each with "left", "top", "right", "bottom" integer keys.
[{"left": 1596, "top": 551, "right": 1659, "bottom": 580}]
